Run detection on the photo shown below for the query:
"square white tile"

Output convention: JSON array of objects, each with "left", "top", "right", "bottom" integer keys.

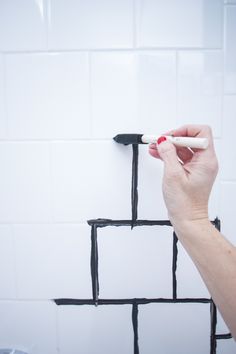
[
  {"left": 0, "top": 55, "right": 7, "bottom": 139},
  {"left": 91, "top": 51, "right": 177, "bottom": 139},
  {"left": 52, "top": 141, "right": 132, "bottom": 222},
  {"left": 216, "top": 310, "right": 231, "bottom": 334},
  {"left": 219, "top": 182, "right": 236, "bottom": 245},
  {"left": 58, "top": 305, "right": 133, "bottom": 354},
  {"left": 0, "top": 225, "right": 16, "bottom": 299},
  {"left": 0, "top": 301, "right": 58, "bottom": 354},
  {"left": 6, "top": 53, "right": 90, "bottom": 139},
  {"left": 13, "top": 224, "right": 91, "bottom": 299},
  {"left": 0, "top": 0, "right": 47, "bottom": 51},
  {"left": 138, "top": 144, "right": 169, "bottom": 220},
  {"left": 136, "top": 0, "right": 223, "bottom": 48},
  {"left": 220, "top": 96, "right": 236, "bottom": 180},
  {"left": 176, "top": 243, "right": 210, "bottom": 298},
  {"left": 177, "top": 51, "right": 223, "bottom": 137},
  {"left": 98, "top": 225, "right": 173, "bottom": 298},
  {"left": 0, "top": 142, "right": 51, "bottom": 223},
  {"left": 216, "top": 338, "right": 236, "bottom": 353},
  {"left": 48, "top": 0, "right": 133, "bottom": 49},
  {"left": 139, "top": 303, "right": 211, "bottom": 354},
  {"left": 224, "top": 6, "right": 236, "bottom": 93}
]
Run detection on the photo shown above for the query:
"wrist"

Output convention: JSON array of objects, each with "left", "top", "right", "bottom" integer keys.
[{"left": 171, "top": 216, "right": 212, "bottom": 238}]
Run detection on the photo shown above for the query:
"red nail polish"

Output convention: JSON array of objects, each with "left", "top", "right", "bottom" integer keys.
[{"left": 157, "top": 136, "right": 167, "bottom": 145}]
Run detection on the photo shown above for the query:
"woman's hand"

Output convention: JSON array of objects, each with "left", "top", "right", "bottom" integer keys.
[{"left": 149, "top": 125, "right": 218, "bottom": 228}]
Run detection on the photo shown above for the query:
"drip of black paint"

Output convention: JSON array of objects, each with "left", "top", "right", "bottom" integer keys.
[
  {"left": 90, "top": 225, "right": 99, "bottom": 304},
  {"left": 172, "top": 232, "right": 178, "bottom": 300},
  {"left": 132, "top": 302, "right": 139, "bottom": 354},
  {"left": 131, "top": 144, "right": 139, "bottom": 227},
  {"left": 210, "top": 301, "right": 217, "bottom": 354}
]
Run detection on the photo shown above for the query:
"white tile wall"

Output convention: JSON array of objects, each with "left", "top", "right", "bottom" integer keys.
[
  {"left": 0, "top": 54, "right": 7, "bottom": 139},
  {"left": 0, "top": 142, "right": 51, "bottom": 223},
  {"left": 0, "top": 0, "right": 47, "bottom": 52},
  {"left": 177, "top": 51, "right": 223, "bottom": 137},
  {"left": 91, "top": 51, "right": 176, "bottom": 138},
  {"left": 221, "top": 96, "right": 236, "bottom": 180},
  {"left": 98, "top": 226, "right": 173, "bottom": 298},
  {"left": 136, "top": 0, "right": 223, "bottom": 48},
  {"left": 138, "top": 144, "right": 168, "bottom": 220},
  {"left": 224, "top": 6, "right": 236, "bottom": 94},
  {"left": 217, "top": 311, "right": 231, "bottom": 334},
  {"left": 0, "top": 301, "right": 58, "bottom": 354},
  {"left": 217, "top": 338, "right": 236, "bottom": 354},
  {"left": 138, "top": 303, "right": 210, "bottom": 354},
  {"left": 0, "top": 225, "right": 16, "bottom": 299},
  {"left": 13, "top": 224, "right": 91, "bottom": 299},
  {"left": 51, "top": 141, "right": 132, "bottom": 222},
  {"left": 58, "top": 305, "right": 133, "bottom": 354},
  {"left": 177, "top": 243, "right": 210, "bottom": 298},
  {"left": 6, "top": 52, "right": 90, "bottom": 139},
  {"left": 48, "top": 0, "right": 133, "bottom": 49},
  {"left": 0, "top": 0, "right": 235, "bottom": 352},
  {"left": 219, "top": 182, "right": 236, "bottom": 245}
]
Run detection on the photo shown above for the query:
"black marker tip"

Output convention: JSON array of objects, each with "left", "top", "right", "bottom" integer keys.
[{"left": 113, "top": 134, "right": 143, "bottom": 145}]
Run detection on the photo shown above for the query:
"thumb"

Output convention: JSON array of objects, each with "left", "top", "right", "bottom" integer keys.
[{"left": 157, "top": 139, "right": 183, "bottom": 175}]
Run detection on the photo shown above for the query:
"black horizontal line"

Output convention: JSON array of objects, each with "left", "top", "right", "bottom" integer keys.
[
  {"left": 87, "top": 219, "right": 172, "bottom": 227},
  {"left": 54, "top": 297, "right": 212, "bottom": 306},
  {"left": 215, "top": 333, "right": 232, "bottom": 340}
]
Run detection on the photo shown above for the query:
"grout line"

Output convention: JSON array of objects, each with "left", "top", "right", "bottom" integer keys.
[
  {"left": 44, "top": 0, "right": 50, "bottom": 51},
  {"left": 10, "top": 225, "right": 18, "bottom": 300},
  {"left": 175, "top": 50, "right": 179, "bottom": 126},
  {"left": 0, "top": 221, "right": 92, "bottom": 226},
  {"left": 132, "top": 302, "right": 139, "bottom": 354},
  {"left": 132, "top": 0, "right": 137, "bottom": 49},
  {"left": 48, "top": 142, "right": 54, "bottom": 224},
  {"left": 0, "top": 47, "right": 225, "bottom": 55},
  {"left": 172, "top": 232, "right": 178, "bottom": 300},
  {"left": 2, "top": 54, "right": 9, "bottom": 138}
]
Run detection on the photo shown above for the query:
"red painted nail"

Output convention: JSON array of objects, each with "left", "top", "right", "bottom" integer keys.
[{"left": 157, "top": 136, "right": 167, "bottom": 145}]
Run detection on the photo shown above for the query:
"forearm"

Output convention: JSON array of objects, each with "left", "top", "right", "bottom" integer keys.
[{"left": 173, "top": 219, "right": 236, "bottom": 340}]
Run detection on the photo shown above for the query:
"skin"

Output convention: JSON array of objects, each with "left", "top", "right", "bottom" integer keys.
[{"left": 149, "top": 125, "right": 236, "bottom": 340}]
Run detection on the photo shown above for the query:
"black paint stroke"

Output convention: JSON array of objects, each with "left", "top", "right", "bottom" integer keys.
[
  {"left": 210, "top": 301, "right": 217, "bottom": 354},
  {"left": 132, "top": 302, "right": 139, "bottom": 354},
  {"left": 131, "top": 144, "right": 139, "bottom": 227},
  {"left": 215, "top": 333, "right": 232, "bottom": 340},
  {"left": 90, "top": 225, "right": 99, "bottom": 304},
  {"left": 54, "top": 297, "right": 212, "bottom": 306},
  {"left": 172, "top": 232, "right": 178, "bottom": 300},
  {"left": 88, "top": 219, "right": 172, "bottom": 228}
]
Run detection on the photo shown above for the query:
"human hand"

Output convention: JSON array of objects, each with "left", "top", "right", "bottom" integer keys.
[{"left": 149, "top": 125, "right": 218, "bottom": 228}]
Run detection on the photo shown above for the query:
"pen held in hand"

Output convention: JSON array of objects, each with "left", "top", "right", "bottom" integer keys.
[{"left": 113, "top": 134, "right": 208, "bottom": 149}]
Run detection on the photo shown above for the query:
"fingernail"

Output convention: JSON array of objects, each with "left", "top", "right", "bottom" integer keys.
[{"left": 157, "top": 136, "right": 167, "bottom": 145}]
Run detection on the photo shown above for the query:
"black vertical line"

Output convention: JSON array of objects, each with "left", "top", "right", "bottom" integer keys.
[
  {"left": 132, "top": 302, "right": 139, "bottom": 354},
  {"left": 131, "top": 144, "right": 139, "bottom": 227},
  {"left": 90, "top": 225, "right": 99, "bottom": 304},
  {"left": 172, "top": 231, "right": 178, "bottom": 300},
  {"left": 210, "top": 301, "right": 217, "bottom": 354},
  {"left": 214, "top": 217, "right": 221, "bottom": 232}
]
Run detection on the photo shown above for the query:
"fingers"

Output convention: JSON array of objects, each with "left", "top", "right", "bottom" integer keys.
[
  {"left": 168, "top": 124, "right": 213, "bottom": 140},
  {"left": 148, "top": 143, "right": 161, "bottom": 159},
  {"left": 175, "top": 147, "right": 194, "bottom": 164},
  {"left": 149, "top": 143, "right": 194, "bottom": 164},
  {"left": 157, "top": 140, "right": 184, "bottom": 177}
]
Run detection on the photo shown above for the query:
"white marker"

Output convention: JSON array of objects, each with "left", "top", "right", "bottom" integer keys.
[{"left": 141, "top": 135, "right": 209, "bottom": 149}]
